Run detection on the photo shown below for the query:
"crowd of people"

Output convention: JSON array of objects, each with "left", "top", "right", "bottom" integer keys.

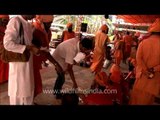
[{"left": 0, "top": 15, "right": 160, "bottom": 105}]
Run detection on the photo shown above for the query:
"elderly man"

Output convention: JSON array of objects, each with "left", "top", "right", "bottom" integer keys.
[
  {"left": 3, "top": 15, "right": 39, "bottom": 105},
  {"left": 130, "top": 18, "right": 160, "bottom": 105}
]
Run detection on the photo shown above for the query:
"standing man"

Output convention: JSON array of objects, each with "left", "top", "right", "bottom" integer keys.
[
  {"left": 113, "top": 34, "right": 123, "bottom": 66},
  {"left": 90, "top": 24, "right": 110, "bottom": 88},
  {"left": 32, "top": 15, "right": 57, "bottom": 97},
  {"left": 52, "top": 37, "right": 93, "bottom": 99},
  {"left": 0, "top": 15, "right": 9, "bottom": 84},
  {"left": 123, "top": 31, "right": 133, "bottom": 64},
  {"left": 61, "top": 22, "right": 75, "bottom": 42},
  {"left": 130, "top": 18, "right": 160, "bottom": 105},
  {"left": 3, "top": 15, "right": 39, "bottom": 105}
]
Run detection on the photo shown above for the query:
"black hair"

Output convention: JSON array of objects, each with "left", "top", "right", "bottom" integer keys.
[
  {"left": 106, "top": 46, "right": 111, "bottom": 49},
  {"left": 68, "top": 28, "right": 73, "bottom": 32},
  {"left": 127, "top": 31, "right": 130, "bottom": 35},
  {"left": 43, "top": 22, "right": 52, "bottom": 32},
  {"left": 80, "top": 37, "right": 93, "bottom": 50}
]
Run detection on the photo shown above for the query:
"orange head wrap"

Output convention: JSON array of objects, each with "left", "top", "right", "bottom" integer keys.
[
  {"left": 67, "top": 22, "right": 73, "bottom": 28},
  {"left": 109, "top": 64, "right": 121, "bottom": 84},
  {"left": 36, "top": 15, "right": 54, "bottom": 23},
  {"left": 148, "top": 18, "right": 160, "bottom": 33},
  {"left": 0, "top": 15, "right": 9, "bottom": 20},
  {"left": 100, "top": 24, "right": 108, "bottom": 32}
]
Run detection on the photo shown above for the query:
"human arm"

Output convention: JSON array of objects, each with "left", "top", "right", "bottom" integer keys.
[
  {"left": 3, "top": 17, "right": 26, "bottom": 53},
  {"left": 66, "top": 63, "right": 78, "bottom": 89},
  {"left": 3, "top": 16, "right": 40, "bottom": 55},
  {"left": 148, "top": 65, "right": 160, "bottom": 72},
  {"left": 26, "top": 45, "right": 40, "bottom": 55},
  {"left": 39, "top": 50, "right": 64, "bottom": 74}
]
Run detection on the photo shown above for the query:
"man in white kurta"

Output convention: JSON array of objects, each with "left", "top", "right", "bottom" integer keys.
[{"left": 3, "top": 15, "right": 36, "bottom": 105}]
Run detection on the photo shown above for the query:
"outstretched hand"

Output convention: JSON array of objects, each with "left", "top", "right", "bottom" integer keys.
[
  {"left": 26, "top": 45, "right": 40, "bottom": 55},
  {"left": 73, "top": 83, "right": 78, "bottom": 89},
  {"left": 39, "top": 50, "right": 64, "bottom": 75},
  {"left": 55, "top": 64, "right": 64, "bottom": 75}
]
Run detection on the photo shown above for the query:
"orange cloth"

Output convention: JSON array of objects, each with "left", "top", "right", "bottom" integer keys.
[
  {"left": 114, "top": 40, "right": 123, "bottom": 66},
  {"left": 62, "top": 22, "right": 75, "bottom": 41},
  {"left": 123, "top": 34, "right": 133, "bottom": 60},
  {"left": 90, "top": 31, "right": 109, "bottom": 73},
  {"left": 109, "top": 64, "right": 121, "bottom": 84},
  {"left": 100, "top": 24, "right": 108, "bottom": 32},
  {"left": 123, "top": 35, "right": 133, "bottom": 52},
  {"left": 0, "top": 26, "right": 8, "bottom": 84},
  {"left": 41, "top": 15, "right": 53, "bottom": 23},
  {"left": 95, "top": 71, "right": 108, "bottom": 86},
  {"left": 84, "top": 77, "right": 123, "bottom": 105},
  {"left": 0, "top": 15, "right": 9, "bottom": 19},
  {"left": 0, "top": 15, "right": 9, "bottom": 83},
  {"left": 84, "top": 82, "right": 123, "bottom": 105},
  {"left": 84, "top": 93, "right": 115, "bottom": 105},
  {"left": 67, "top": 23, "right": 73, "bottom": 28},
  {"left": 32, "top": 20, "right": 52, "bottom": 97},
  {"left": 0, "top": 60, "right": 8, "bottom": 84},
  {"left": 148, "top": 18, "right": 160, "bottom": 33},
  {"left": 134, "top": 32, "right": 140, "bottom": 37},
  {"left": 33, "top": 19, "right": 44, "bottom": 31},
  {"left": 32, "top": 31, "right": 44, "bottom": 97},
  {"left": 33, "top": 19, "right": 51, "bottom": 48},
  {"left": 129, "top": 88, "right": 155, "bottom": 105},
  {"left": 32, "top": 30, "right": 49, "bottom": 96},
  {"left": 130, "top": 34, "right": 160, "bottom": 105},
  {"left": 62, "top": 30, "right": 75, "bottom": 41},
  {"left": 36, "top": 15, "right": 53, "bottom": 23}
]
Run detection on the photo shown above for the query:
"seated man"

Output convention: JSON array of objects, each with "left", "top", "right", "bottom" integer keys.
[{"left": 79, "top": 70, "right": 122, "bottom": 105}]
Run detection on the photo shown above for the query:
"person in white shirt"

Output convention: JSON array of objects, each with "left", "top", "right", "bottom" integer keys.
[{"left": 52, "top": 37, "right": 93, "bottom": 99}]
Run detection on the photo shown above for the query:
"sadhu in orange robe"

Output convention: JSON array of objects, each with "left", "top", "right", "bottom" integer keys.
[
  {"left": 61, "top": 23, "right": 75, "bottom": 42},
  {"left": 123, "top": 32, "right": 133, "bottom": 63},
  {"left": 114, "top": 39, "right": 124, "bottom": 66},
  {"left": 32, "top": 15, "right": 53, "bottom": 97},
  {"left": 129, "top": 18, "right": 160, "bottom": 105},
  {"left": 90, "top": 24, "right": 110, "bottom": 74}
]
